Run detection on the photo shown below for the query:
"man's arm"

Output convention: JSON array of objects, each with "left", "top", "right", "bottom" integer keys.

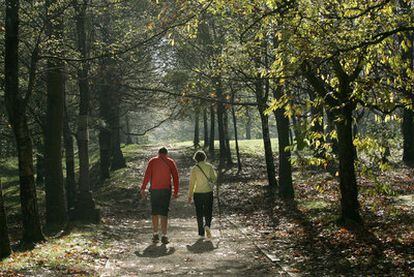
[
  {"left": 141, "top": 160, "right": 152, "bottom": 192},
  {"left": 171, "top": 160, "right": 179, "bottom": 196}
]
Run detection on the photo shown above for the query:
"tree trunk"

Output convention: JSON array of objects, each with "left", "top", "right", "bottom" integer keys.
[
  {"left": 98, "top": 61, "right": 112, "bottom": 180},
  {"left": 75, "top": 11, "right": 91, "bottom": 199},
  {"left": 96, "top": 9, "right": 117, "bottom": 179},
  {"left": 63, "top": 95, "right": 76, "bottom": 210},
  {"left": 402, "top": 108, "right": 414, "bottom": 166},
  {"left": 71, "top": 1, "right": 100, "bottom": 222},
  {"left": 203, "top": 107, "right": 209, "bottom": 149},
  {"left": 259, "top": 109, "right": 278, "bottom": 189},
  {"left": 274, "top": 88, "right": 294, "bottom": 199},
  {"left": 110, "top": 100, "right": 126, "bottom": 170},
  {"left": 15, "top": 119, "right": 45, "bottom": 242},
  {"left": 245, "top": 108, "right": 252, "bottom": 140},
  {"left": 44, "top": 1, "right": 68, "bottom": 226},
  {"left": 35, "top": 152, "right": 45, "bottom": 187},
  {"left": 215, "top": 79, "right": 228, "bottom": 166},
  {"left": 125, "top": 113, "right": 133, "bottom": 145},
  {"left": 99, "top": 128, "right": 111, "bottom": 181},
  {"left": 291, "top": 116, "right": 306, "bottom": 151},
  {"left": 209, "top": 104, "right": 215, "bottom": 157},
  {"left": 44, "top": 63, "right": 67, "bottom": 225},
  {"left": 4, "top": 0, "right": 44, "bottom": 244},
  {"left": 223, "top": 109, "right": 233, "bottom": 165},
  {"left": 335, "top": 105, "right": 361, "bottom": 223},
  {"left": 231, "top": 103, "right": 242, "bottom": 172},
  {"left": 400, "top": 3, "right": 414, "bottom": 166},
  {"left": 194, "top": 107, "right": 200, "bottom": 147},
  {"left": 0, "top": 180, "right": 11, "bottom": 260},
  {"left": 254, "top": 76, "right": 277, "bottom": 189}
]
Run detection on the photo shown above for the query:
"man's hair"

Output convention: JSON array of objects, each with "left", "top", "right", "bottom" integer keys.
[
  {"left": 158, "top": 147, "right": 168, "bottom": 155},
  {"left": 193, "top": 150, "right": 207, "bottom": 162}
]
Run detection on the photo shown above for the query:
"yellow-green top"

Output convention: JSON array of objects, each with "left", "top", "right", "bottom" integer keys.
[{"left": 188, "top": 161, "right": 217, "bottom": 196}]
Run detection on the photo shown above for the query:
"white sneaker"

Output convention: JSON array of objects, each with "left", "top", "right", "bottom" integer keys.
[{"left": 205, "top": 226, "right": 212, "bottom": 239}]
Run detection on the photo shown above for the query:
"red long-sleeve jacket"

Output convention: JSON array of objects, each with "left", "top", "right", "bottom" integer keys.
[{"left": 141, "top": 154, "right": 179, "bottom": 195}]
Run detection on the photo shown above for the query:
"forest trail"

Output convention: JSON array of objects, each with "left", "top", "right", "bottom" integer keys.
[{"left": 97, "top": 147, "right": 280, "bottom": 276}]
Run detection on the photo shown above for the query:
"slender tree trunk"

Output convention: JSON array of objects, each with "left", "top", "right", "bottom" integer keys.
[
  {"left": 98, "top": 63, "right": 112, "bottom": 181},
  {"left": 63, "top": 95, "right": 76, "bottom": 210},
  {"left": 231, "top": 104, "right": 242, "bottom": 172},
  {"left": 209, "top": 104, "right": 215, "bottom": 157},
  {"left": 215, "top": 79, "right": 228, "bottom": 166},
  {"left": 76, "top": 37, "right": 91, "bottom": 196},
  {"left": 15, "top": 120, "right": 45, "bottom": 242},
  {"left": 255, "top": 76, "right": 277, "bottom": 189},
  {"left": 194, "top": 107, "right": 200, "bottom": 147},
  {"left": 245, "top": 108, "right": 252, "bottom": 140},
  {"left": 71, "top": 1, "right": 100, "bottom": 221},
  {"left": 125, "top": 113, "right": 133, "bottom": 145},
  {"left": 223, "top": 109, "right": 232, "bottom": 165},
  {"left": 274, "top": 88, "right": 294, "bottom": 199},
  {"left": 99, "top": 128, "right": 111, "bottom": 181},
  {"left": 4, "top": 0, "right": 44, "bottom": 243},
  {"left": 44, "top": 0, "right": 68, "bottom": 226},
  {"left": 97, "top": 11, "right": 117, "bottom": 179},
  {"left": 110, "top": 99, "right": 126, "bottom": 170},
  {"left": 203, "top": 107, "right": 209, "bottom": 149},
  {"left": 336, "top": 105, "right": 361, "bottom": 223},
  {"left": 217, "top": 104, "right": 226, "bottom": 166},
  {"left": 292, "top": 116, "right": 306, "bottom": 151},
  {"left": 74, "top": 0, "right": 98, "bottom": 204},
  {"left": 401, "top": 29, "right": 414, "bottom": 166},
  {"left": 259, "top": 109, "right": 278, "bottom": 189},
  {"left": 402, "top": 108, "right": 414, "bottom": 166},
  {"left": 0, "top": 180, "right": 11, "bottom": 259},
  {"left": 44, "top": 63, "right": 67, "bottom": 225}
]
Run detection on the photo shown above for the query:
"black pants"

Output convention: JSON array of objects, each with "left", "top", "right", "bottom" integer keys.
[{"left": 193, "top": 192, "right": 213, "bottom": 236}]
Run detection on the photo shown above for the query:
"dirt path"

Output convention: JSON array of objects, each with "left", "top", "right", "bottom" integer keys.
[{"left": 98, "top": 148, "right": 280, "bottom": 276}]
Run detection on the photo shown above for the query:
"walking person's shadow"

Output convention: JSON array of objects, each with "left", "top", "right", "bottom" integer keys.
[
  {"left": 186, "top": 239, "right": 216, "bottom": 253},
  {"left": 135, "top": 244, "right": 176, "bottom": 258}
]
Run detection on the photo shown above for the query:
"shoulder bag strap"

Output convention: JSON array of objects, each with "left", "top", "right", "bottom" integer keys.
[{"left": 196, "top": 164, "right": 211, "bottom": 182}]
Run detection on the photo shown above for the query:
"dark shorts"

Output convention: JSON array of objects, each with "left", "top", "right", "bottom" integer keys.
[{"left": 150, "top": 189, "right": 171, "bottom": 216}]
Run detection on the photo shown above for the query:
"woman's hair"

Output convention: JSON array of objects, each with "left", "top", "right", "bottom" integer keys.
[{"left": 193, "top": 150, "right": 207, "bottom": 162}]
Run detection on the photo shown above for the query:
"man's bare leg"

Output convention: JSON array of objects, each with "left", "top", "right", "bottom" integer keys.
[
  {"left": 160, "top": 216, "right": 168, "bottom": 236},
  {"left": 152, "top": 215, "right": 159, "bottom": 234}
]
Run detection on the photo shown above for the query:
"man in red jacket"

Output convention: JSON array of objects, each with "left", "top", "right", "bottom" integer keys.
[{"left": 140, "top": 147, "right": 179, "bottom": 244}]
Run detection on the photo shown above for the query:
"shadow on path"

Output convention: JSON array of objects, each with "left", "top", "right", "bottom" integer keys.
[
  {"left": 186, "top": 239, "right": 216, "bottom": 253},
  {"left": 134, "top": 244, "right": 176, "bottom": 258}
]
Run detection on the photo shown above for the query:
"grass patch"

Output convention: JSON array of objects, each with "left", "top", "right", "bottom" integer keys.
[
  {"left": 169, "top": 139, "right": 278, "bottom": 156},
  {"left": 298, "top": 199, "right": 330, "bottom": 211},
  {"left": 0, "top": 224, "right": 108, "bottom": 275}
]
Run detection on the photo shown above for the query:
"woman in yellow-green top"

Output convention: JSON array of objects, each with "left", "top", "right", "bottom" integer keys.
[{"left": 188, "top": 150, "right": 217, "bottom": 240}]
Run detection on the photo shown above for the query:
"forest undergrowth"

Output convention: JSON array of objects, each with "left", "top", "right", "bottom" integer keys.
[{"left": 219, "top": 150, "right": 414, "bottom": 276}]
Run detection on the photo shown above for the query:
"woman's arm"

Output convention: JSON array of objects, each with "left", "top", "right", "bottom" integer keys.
[
  {"left": 210, "top": 165, "right": 217, "bottom": 183},
  {"left": 188, "top": 167, "right": 196, "bottom": 198}
]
